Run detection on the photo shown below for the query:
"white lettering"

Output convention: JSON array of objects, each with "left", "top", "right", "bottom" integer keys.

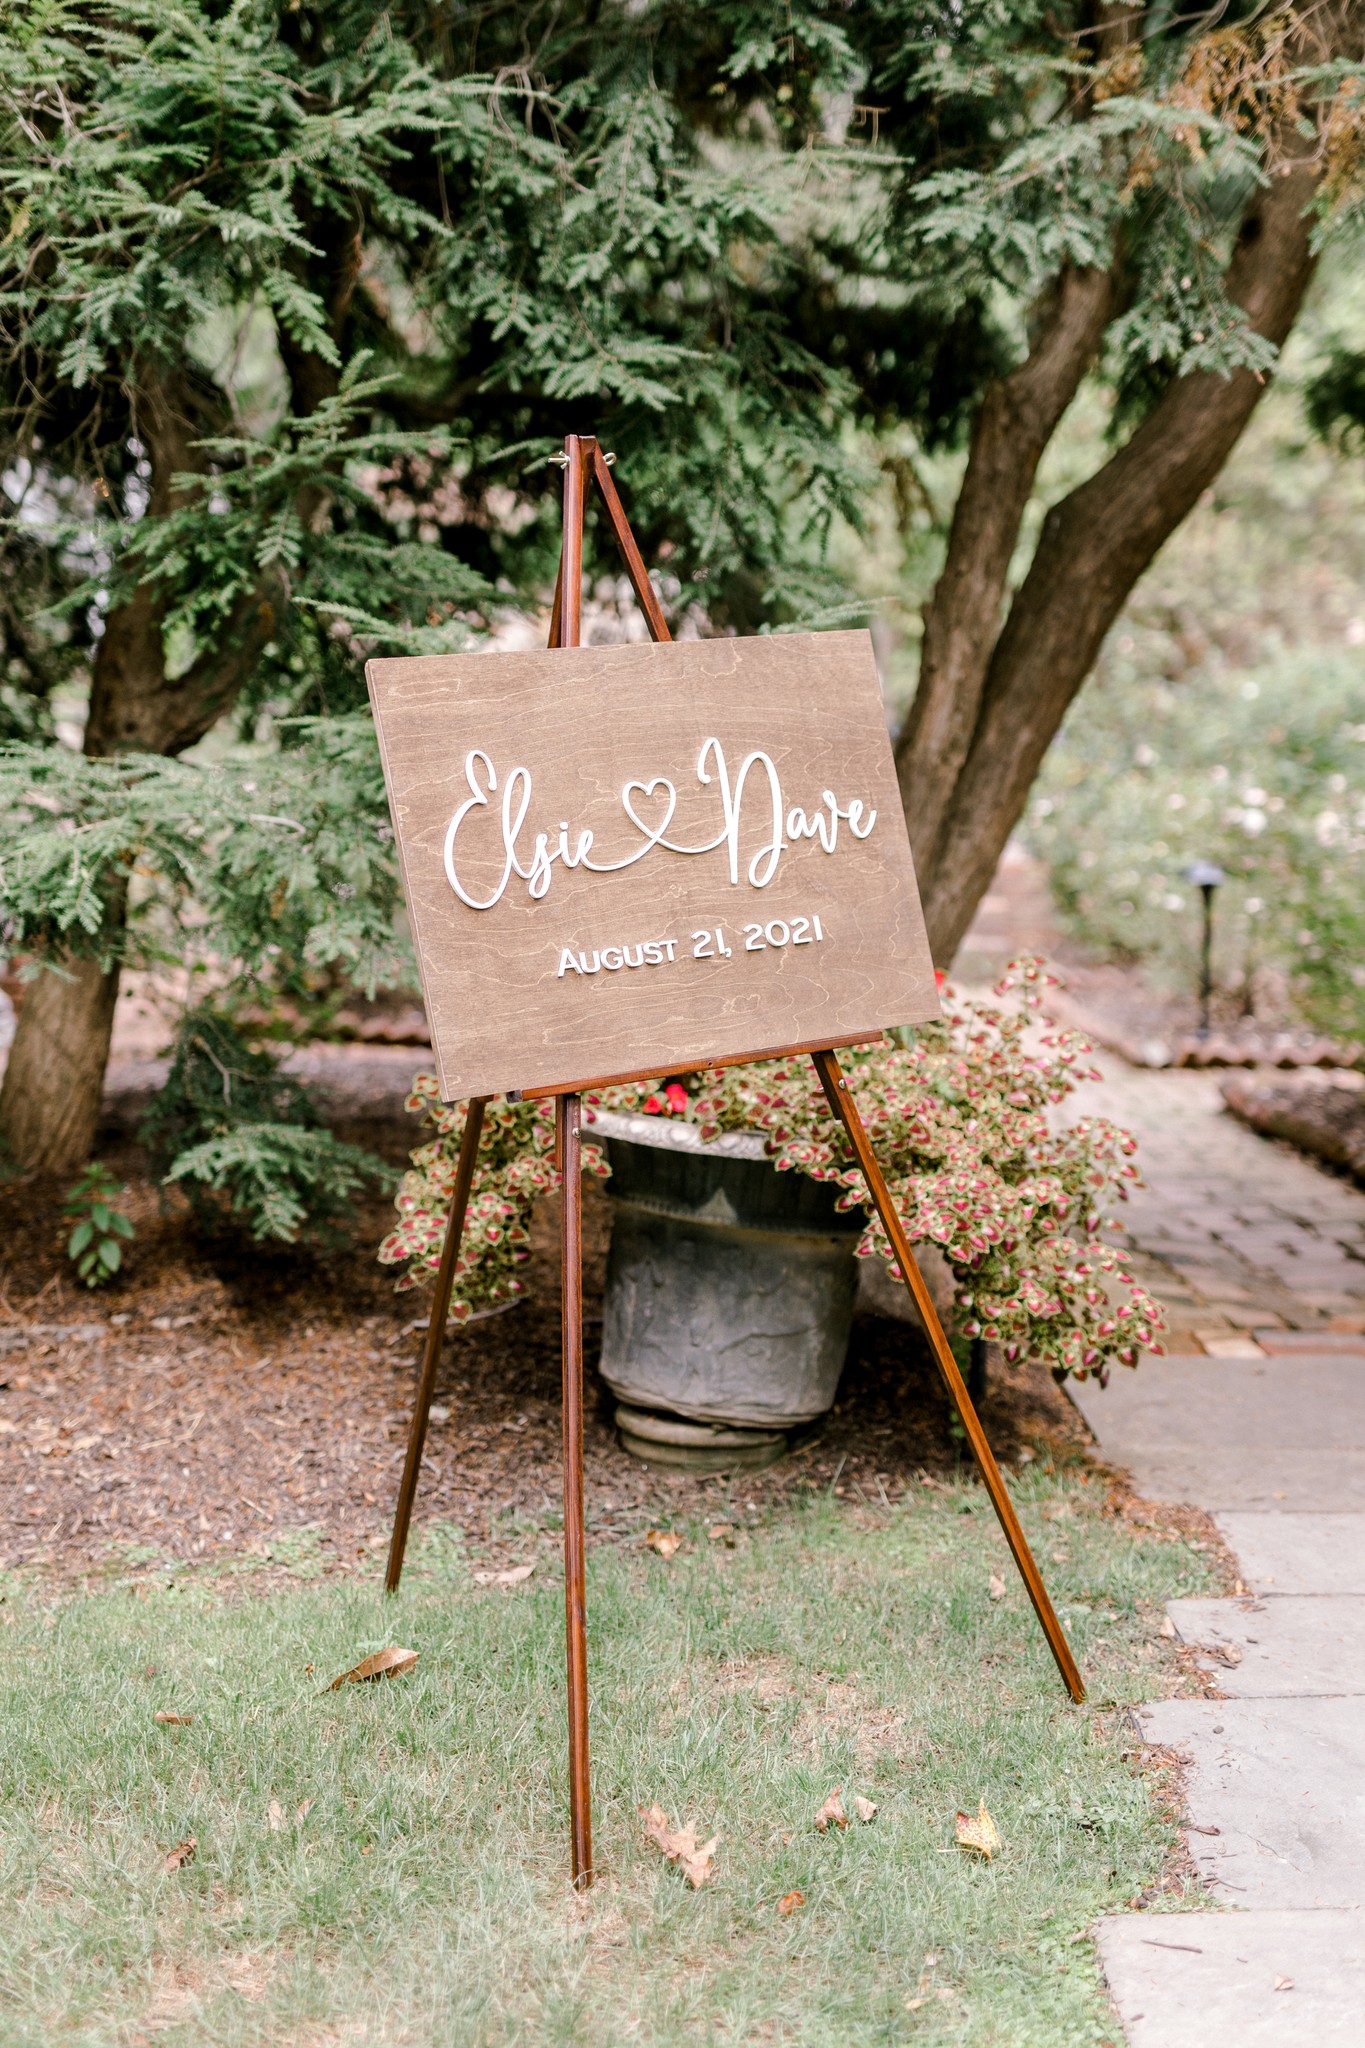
[{"left": 441, "top": 739, "right": 875, "bottom": 909}]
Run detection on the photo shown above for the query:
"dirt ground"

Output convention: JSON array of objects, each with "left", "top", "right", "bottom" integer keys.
[{"left": 0, "top": 1140, "right": 1110, "bottom": 1582}]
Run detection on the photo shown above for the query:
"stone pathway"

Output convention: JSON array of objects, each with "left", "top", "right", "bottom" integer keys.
[{"left": 1063, "top": 1055, "right": 1365, "bottom": 2044}]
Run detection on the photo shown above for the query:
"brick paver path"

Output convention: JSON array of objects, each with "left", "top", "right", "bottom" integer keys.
[{"left": 1068, "top": 1061, "right": 1365, "bottom": 1344}]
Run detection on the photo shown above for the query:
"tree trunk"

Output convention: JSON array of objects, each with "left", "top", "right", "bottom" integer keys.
[
  {"left": 0, "top": 217, "right": 356, "bottom": 1173},
  {"left": 896, "top": 262, "right": 1118, "bottom": 880},
  {"left": 0, "top": 367, "right": 277, "bottom": 1173},
  {"left": 0, "top": 949, "right": 122, "bottom": 1176},
  {"left": 914, "top": 154, "right": 1320, "bottom": 963}
]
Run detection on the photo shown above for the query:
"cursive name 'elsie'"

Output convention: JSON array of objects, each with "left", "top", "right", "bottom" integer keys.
[{"left": 442, "top": 737, "right": 875, "bottom": 910}]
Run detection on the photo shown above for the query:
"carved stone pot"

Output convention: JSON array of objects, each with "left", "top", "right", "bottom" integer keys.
[{"left": 590, "top": 1108, "right": 864, "bottom": 1469}]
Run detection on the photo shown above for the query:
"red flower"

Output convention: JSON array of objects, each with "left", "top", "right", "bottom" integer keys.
[
  {"left": 643, "top": 1095, "right": 664, "bottom": 1114},
  {"left": 665, "top": 1082, "right": 688, "bottom": 1114}
]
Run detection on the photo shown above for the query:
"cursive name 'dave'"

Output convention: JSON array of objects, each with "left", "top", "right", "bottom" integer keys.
[{"left": 442, "top": 737, "right": 876, "bottom": 910}]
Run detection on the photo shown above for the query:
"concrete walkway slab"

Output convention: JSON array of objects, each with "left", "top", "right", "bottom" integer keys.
[
  {"left": 1096, "top": 1908, "right": 1365, "bottom": 2046},
  {"left": 1102, "top": 1447, "right": 1365, "bottom": 1512},
  {"left": 1068, "top": 1355, "right": 1365, "bottom": 1451},
  {"left": 1167, "top": 1595, "right": 1365, "bottom": 1697},
  {"left": 1216, "top": 1513, "right": 1365, "bottom": 1595},
  {"left": 1136, "top": 1696, "right": 1365, "bottom": 1907},
  {"left": 1068, "top": 1354, "right": 1365, "bottom": 1509}
]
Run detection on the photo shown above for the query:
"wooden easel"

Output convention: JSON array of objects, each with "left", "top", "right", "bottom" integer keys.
[{"left": 384, "top": 434, "right": 1084, "bottom": 1891}]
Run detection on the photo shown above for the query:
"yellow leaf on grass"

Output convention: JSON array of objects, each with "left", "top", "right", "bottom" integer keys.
[
  {"left": 640, "top": 1803, "right": 717, "bottom": 1888},
  {"left": 267, "top": 1799, "right": 284, "bottom": 1833},
  {"left": 777, "top": 1889, "right": 804, "bottom": 1915},
  {"left": 854, "top": 1795, "right": 878, "bottom": 1823},
  {"left": 646, "top": 1529, "right": 683, "bottom": 1559},
  {"left": 955, "top": 1799, "right": 1001, "bottom": 1860},
  {"left": 154, "top": 1710, "right": 192, "bottom": 1726},
  {"left": 987, "top": 1574, "right": 1006, "bottom": 1601},
  {"left": 296, "top": 1797, "right": 314, "bottom": 1823},
  {"left": 473, "top": 1563, "right": 535, "bottom": 1587},
  {"left": 326, "top": 1646, "right": 418, "bottom": 1691},
  {"left": 815, "top": 1788, "right": 847, "bottom": 1832},
  {"left": 161, "top": 1836, "right": 197, "bottom": 1872}
]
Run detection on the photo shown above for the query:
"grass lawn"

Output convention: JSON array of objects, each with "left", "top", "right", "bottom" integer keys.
[{"left": 1, "top": 1470, "right": 1214, "bottom": 2047}]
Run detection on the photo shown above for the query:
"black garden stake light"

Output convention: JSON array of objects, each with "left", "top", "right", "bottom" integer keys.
[{"left": 1183, "top": 860, "right": 1225, "bottom": 1038}]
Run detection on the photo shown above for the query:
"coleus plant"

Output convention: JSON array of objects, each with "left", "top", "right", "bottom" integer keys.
[{"left": 378, "top": 962, "right": 1165, "bottom": 1381}]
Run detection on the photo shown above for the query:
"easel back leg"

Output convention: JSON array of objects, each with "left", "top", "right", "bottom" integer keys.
[
  {"left": 811, "top": 1049, "right": 1086, "bottom": 1704},
  {"left": 385, "top": 1096, "right": 487, "bottom": 1594}
]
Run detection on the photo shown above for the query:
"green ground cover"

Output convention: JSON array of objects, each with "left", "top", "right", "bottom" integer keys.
[{"left": 1, "top": 1474, "right": 1214, "bottom": 2047}]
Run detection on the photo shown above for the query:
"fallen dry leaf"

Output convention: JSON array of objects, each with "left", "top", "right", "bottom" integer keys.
[
  {"left": 955, "top": 1799, "right": 1002, "bottom": 1860},
  {"left": 267, "top": 1799, "right": 284, "bottom": 1833},
  {"left": 640, "top": 1803, "right": 717, "bottom": 1888},
  {"left": 1159, "top": 1616, "right": 1177, "bottom": 1639},
  {"left": 326, "top": 1646, "right": 418, "bottom": 1690},
  {"left": 707, "top": 1524, "right": 736, "bottom": 1546},
  {"left": 815, "top": 1788, "right": 848, "bottom": 1833},
  {"left": 296, "top": 1797, "right": 314, "bottom": 1823},
  {"left": 854, "top": 1795, "right": 878, "bottom": 1824},
  {"left": 987, "top": 1574, "right": 1006, "bottom": 1602},
  {"left": 1273, "top": 1976, "right": 1294, "bottom": 1992},
  {"left": 645, "top": 1529, "right": 683, "bottom": 1560},
  {"left": 473, "top": 1563, "right": 535, "bottom": 1587},
  {"left": 1206, "top": 1643, "right": 1244, "bottom": 1668},
  {"left": 161, "top": 1836, "right": 197, "bottom": 1872},
  {"left": 154, "top": 1710, "right": 192, "bottom": 1726},
  {"left": 777, "top": 1889, "right": 804, "bottom": 1915}
]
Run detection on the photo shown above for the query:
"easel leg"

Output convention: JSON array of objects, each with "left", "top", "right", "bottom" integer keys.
[
  {"left": 558, "top": 1090, "right": 593, "bottom": 1887},
  {"left": 385, "top": 1096, "right": 488, "bottom": 1595},
  {"left": 812, "top": 1050, "right": 1085, "bottom": 1704}
]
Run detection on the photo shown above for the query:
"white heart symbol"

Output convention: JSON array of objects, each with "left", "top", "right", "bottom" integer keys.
[{"left": 622, "top": 777, "right": 677, "bottom": 842}]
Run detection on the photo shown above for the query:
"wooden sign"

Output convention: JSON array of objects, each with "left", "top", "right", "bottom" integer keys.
[{"left": 366, "top": 630, "right": 937, "bottom": 1100}]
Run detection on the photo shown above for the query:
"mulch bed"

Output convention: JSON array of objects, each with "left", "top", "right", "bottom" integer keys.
[{"left": 2, "top": 1142, "right": 1150, "bottom": 1583}]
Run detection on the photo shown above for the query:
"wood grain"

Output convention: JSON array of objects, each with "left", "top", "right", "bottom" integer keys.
[{"left": 366, "top": 631, "right": 939, "bottom": 1100}]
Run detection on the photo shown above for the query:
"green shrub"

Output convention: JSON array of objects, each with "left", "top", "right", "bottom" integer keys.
[
  {"left": 1027, "top": 649, "right": 1365, "bottom": 1038},
  {"left": 141, "top": 1011, "right": 393, "bottom": 1245},
  {"left": 62, "top": 1164, "right": 135, "bottom": 1288}
]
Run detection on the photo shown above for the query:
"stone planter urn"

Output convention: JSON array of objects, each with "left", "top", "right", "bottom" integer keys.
[{"left": 589, "top": 1108, "right": 864, "bottom": 1471}]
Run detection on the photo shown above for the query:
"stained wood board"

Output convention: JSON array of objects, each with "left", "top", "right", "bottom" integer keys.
[{"left": 366, "top": 630, "right": 939, "bottom": 1100}]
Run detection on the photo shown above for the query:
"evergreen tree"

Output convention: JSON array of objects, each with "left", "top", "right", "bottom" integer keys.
[
  {"left": 0, "top": 0, "right": 865, "bottom": 1169},
  {"left": 2, "top": 0, "right": 1362, "bottom": 1177}
]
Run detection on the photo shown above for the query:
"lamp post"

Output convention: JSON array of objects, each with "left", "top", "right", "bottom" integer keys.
[{"left": 1183, "top": 860, "right": 1225, "bottom": 1038}]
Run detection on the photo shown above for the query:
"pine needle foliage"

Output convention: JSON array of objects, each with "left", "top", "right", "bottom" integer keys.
[
  {"left": 140, "top": 1010, "right": 392, "bottom": 1244},
  {"left": 0, "top": 715, "right": 399, "bottom": 988}
]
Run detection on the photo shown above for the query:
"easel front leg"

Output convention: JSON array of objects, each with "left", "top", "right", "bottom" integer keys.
[
  {"left": 811, "top": 1050, "right": 1085, "bottom": 1704},
  {"left": 558, "top": 1090, "right": 594, "bottom": 1888},
  {"left": 385, "top": 1096, "right": 488, "bottom": 1595}
]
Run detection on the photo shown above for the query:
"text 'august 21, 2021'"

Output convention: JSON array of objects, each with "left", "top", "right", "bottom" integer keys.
[{"left": 557, "top": 914, "right": 826, "bottom": 979}]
